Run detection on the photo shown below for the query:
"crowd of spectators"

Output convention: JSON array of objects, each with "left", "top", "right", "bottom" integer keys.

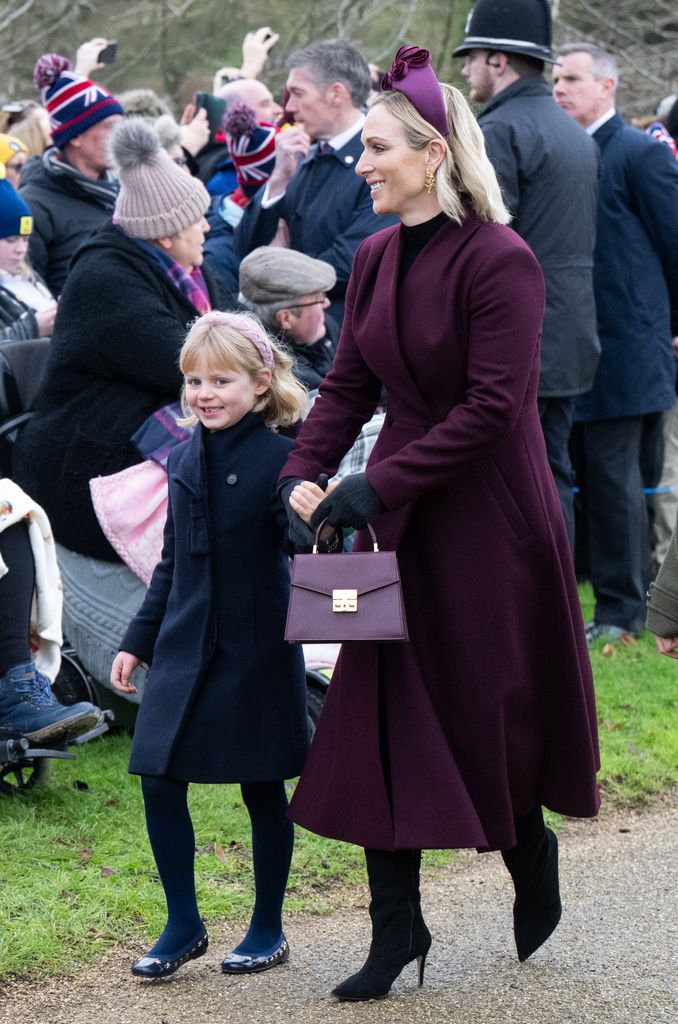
[{"left": 1, "top": 15, "right": 678, "bottom": 733}]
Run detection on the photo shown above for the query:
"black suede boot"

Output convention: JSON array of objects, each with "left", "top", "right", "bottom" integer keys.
[
  {"left": 501, "top": 807, "right": 562, "bottom": 962},
  {"left": 332, "top": 848, "right": 431, "bottom": 1001}
]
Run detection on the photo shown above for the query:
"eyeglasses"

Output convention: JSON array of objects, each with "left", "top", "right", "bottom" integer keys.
[{"left": 292, "top": 296, "right": 328, "bottom": 309}]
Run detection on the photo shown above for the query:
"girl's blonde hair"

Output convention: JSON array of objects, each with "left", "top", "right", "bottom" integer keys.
[
  {"left": 370, "top": 85, "right": 510, "bottom": 225},
  {"left": 178, "top": 310, "right": 308, "bottom": 427}
]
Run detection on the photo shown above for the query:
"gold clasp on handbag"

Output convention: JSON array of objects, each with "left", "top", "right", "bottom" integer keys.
[{"left": 333, "top": 589, "right": 358, "bottom": 612}]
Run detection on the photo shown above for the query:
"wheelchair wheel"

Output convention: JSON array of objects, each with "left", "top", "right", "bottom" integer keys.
[
  {"left": 53, "top": 646, "right": 97, "bottom": 705},
  {"left": 0, "top": 755, "right": 52, "bottom": 795},
  {"left": 305, "top": 680, "right": 328, "bottom": 741}
]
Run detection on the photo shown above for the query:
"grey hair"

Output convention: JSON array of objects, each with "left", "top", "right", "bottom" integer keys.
[
  {"left": 656, "top": 93, "right": 677, "bottom": 120},
  {"left": 117, "top": 88, "right": 172, "bottom": 121},
  {"left": 286, "top": 39, "right": 371, "bottom": 108},
  {"left": 154, "top": 114, "right": 182, "bottom": 152},
  {"left": 239, "top": 294, "right": 284, "bottom": 327},
  {"left": 557, "top": 42, "right": 619, "bottom": 85}
]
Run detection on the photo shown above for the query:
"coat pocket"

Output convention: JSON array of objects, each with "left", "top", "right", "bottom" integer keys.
[
  {"left": 189, "top": 501, "right": 209, "bottom": 554},
  {"left": 477, "top": 455, "right": 533, "bottom": 542}
]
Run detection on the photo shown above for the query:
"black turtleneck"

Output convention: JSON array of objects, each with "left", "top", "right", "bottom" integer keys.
[{"left": 398, "top": 212, "right": 448, "bottom": 286}]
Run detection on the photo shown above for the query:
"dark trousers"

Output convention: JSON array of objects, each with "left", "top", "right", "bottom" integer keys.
[
  {"left": 0, "top": 521, "right": 33, "bottom": 676},
  {"left": 538, "top": 396, "right": 576, "bottom": 551},
  {"left": 582, "top": 413, "right": 663, "bottom": 631}
]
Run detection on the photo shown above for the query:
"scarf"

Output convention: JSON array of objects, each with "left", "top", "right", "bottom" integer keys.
[
  {"left": 131, "top": 400, "right": 194, "bottom": 467},
  {"left": 43, "top": 146, "right": 118, "bottom": 211},
  {"left": 130, "top": 235, "right": 212, "bottom": 313}
]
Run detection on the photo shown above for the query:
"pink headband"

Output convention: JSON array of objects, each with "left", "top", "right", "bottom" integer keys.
[
  {"left": 381, "top": 46, "right": 449, "bottom": 138},
  {"left": 201, "top": 310, "right": 274, "bottom": 369}
]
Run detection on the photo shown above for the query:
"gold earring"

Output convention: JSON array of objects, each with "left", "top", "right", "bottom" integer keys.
[{"left": 424, "top": 168, "right": 435, "bottom": 195}]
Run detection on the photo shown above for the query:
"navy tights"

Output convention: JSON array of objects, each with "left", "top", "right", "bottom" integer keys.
[{"left": 140, "top": 775, "right": 293, "bottom": 957}]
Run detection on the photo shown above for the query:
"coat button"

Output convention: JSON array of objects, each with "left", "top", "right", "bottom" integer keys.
[{"left": 226, "top": 473, "right": 238, "bottom": 485}]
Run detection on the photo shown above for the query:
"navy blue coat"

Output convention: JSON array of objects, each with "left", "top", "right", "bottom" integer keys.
[
  {"left": 122, "top": 413, "right": 308, "bottom": 782},
  {"left": 234, "top": 130, "right": 396, "bottom": 322},
  {"left": 203, "top": 195, "right": 242, "bottom": 295},
  {"left": 576, "top": 114, "right": 678, "bottom": 421}
]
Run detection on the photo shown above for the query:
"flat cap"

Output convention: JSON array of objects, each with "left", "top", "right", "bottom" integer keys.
[{"left": 239, "top": 246, "right": 336, "bottom": 310}]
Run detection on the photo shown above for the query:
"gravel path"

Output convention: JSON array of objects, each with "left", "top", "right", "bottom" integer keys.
[{"left": 2, "top": 794, "right": 676, "bottom": 1024}]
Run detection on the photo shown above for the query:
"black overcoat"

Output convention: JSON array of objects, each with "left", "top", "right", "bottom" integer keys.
[
  {"left": 122, "top": 414, "right": 308, "bottom": 782},
  {"left": 19, "top": 152, "right": 117, "bottom": 296},
  {"left": 478, "top": 76, "right": 600, "bottom": 398}
]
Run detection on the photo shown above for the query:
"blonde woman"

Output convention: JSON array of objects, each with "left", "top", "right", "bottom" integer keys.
[{"left": 281, "top": 46, "right": 600, "bottom": 1000}]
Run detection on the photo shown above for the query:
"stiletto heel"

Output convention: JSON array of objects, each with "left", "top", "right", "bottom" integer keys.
[
  {"left": 416, "top": 951, "right": 427, "bottom": 986},
  {"left": 331, "top": 848, "right": 431, "bottom": 1002}
]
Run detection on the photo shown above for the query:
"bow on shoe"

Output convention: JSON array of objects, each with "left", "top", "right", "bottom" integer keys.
[{"left": 310, "top": 473, "right": 383, "bottom": 531}]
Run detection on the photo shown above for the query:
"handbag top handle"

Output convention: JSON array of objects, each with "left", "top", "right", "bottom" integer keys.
[{"left": 313, "top": 519, "right": 379, "bottom": 554}]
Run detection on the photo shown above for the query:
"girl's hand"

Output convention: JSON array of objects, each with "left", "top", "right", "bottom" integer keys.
[
  {"left": 655, "top": 635, "right": 678, "bottom": 658},
  {"left": 111, "top": 651, "right": 141, "bottom": 694},
  {"left": 290, "top": 479, "right": 339, "bottom": 540}
]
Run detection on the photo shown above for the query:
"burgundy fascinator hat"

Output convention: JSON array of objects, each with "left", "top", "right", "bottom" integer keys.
[{"left": 381, "top": 46, "right": 449, "bottom": 137}]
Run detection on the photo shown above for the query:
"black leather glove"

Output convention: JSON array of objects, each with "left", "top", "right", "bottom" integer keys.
[{"left": 310, "top": 473, "right": 384, "bottom": 531}]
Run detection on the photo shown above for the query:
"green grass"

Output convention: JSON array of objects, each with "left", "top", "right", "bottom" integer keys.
[
  {"left": 580, "top": 583, "right": 678, "bottom": 803},
  {"left": 1, "top": 586, "right": 676, "bottom": 980}
]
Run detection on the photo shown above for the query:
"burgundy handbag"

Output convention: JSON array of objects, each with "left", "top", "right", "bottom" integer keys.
[{"left": 285, "top": 523, "right": 409, "bottom": 643}]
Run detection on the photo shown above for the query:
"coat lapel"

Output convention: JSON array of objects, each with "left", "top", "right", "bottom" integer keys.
[
  {"left": 169, "top": 423, "right": 205, "bottom": 499},
  {"left": 354, "top": 227, "right": 435, "bottom": 422},
  {"left": 592, "top": 113, "right": 623, "bottom": 150}
]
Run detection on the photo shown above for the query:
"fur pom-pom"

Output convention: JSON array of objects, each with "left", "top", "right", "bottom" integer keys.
[
  {"left": 222, "top": 102, "right": 258, "bottom": 140},
  {"left": 33, "top": 53, "right": 72, "bottom": 88},
  {"left": 110, "top": 117, "right": 161, "bottom": 172}
]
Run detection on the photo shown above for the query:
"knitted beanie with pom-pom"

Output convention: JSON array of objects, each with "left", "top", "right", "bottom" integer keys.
[
  {"left": 33, "top": 53, "right": 124, "bottom": 147},
  {"left": 110, "top": 117, "right": 209, "bottom": 239},
  {"left": 223, "top": 102, "right": 277, "bottom": 202}
]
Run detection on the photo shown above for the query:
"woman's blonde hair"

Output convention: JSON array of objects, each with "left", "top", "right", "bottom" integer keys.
[
  {"left": 370, "top": 85, "right": 510, "bottom": 225},
  {"left": 8, "top": 109, "right": 49, "bottom": 157},
  {"left": 178, "top": 310, "right": 308, "bottom": 428}
]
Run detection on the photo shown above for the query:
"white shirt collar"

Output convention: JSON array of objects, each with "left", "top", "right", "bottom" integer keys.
[
  {"left": 325, "top": 114, "right": 365, "bottom": 153},
  {"left": 585, "top": 107, "right": 616, "bottom": 136}
]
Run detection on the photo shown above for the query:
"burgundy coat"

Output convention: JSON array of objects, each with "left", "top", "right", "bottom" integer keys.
[{"left": 281, "top": 211, "right": 600, "bottom": 852}]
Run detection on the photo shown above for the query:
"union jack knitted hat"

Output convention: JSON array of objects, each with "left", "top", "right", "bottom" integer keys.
[
  {"left": 33, "top": 53, "right": 125, "bottom": 148},
  {"left": 223, "top": 103, "right": 277, "bottom": 204}
]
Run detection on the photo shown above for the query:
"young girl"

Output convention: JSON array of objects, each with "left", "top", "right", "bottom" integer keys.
[{"left": 111, "top": 310, "right": 309, "bottom": 979}]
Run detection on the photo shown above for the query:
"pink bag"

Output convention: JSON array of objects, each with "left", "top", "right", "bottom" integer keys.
[
  {"left": 285, "top": 523, "right": 409, "bottom": 644},
  {"left": 89, "top": 461, "right": 168, "bottom": 585}
]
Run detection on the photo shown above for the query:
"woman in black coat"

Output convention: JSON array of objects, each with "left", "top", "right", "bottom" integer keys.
[
  {"left": 112, "top": 311, "right": 309, "bottom": 979},
  {"left": 13, "top": 119, "right": 233, "bottom": 561}
]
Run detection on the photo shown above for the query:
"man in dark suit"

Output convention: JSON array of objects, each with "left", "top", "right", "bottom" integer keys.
[
  {"left": 454, "top": 0, "right": 600, "bottom": 548},
  {"left": 554, "top": 42, "right": 678, "bottom": 641},
  {"left": 234, "top": 39, "right": 396, "bottom": 322}
]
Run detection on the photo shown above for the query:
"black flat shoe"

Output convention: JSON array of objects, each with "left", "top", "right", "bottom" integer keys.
[
  {"left": 131, "top": 929, "right": 208, "bottom": 978},
  {"left": 221, "top": 935, "right": 289, "bottom": 974}
]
